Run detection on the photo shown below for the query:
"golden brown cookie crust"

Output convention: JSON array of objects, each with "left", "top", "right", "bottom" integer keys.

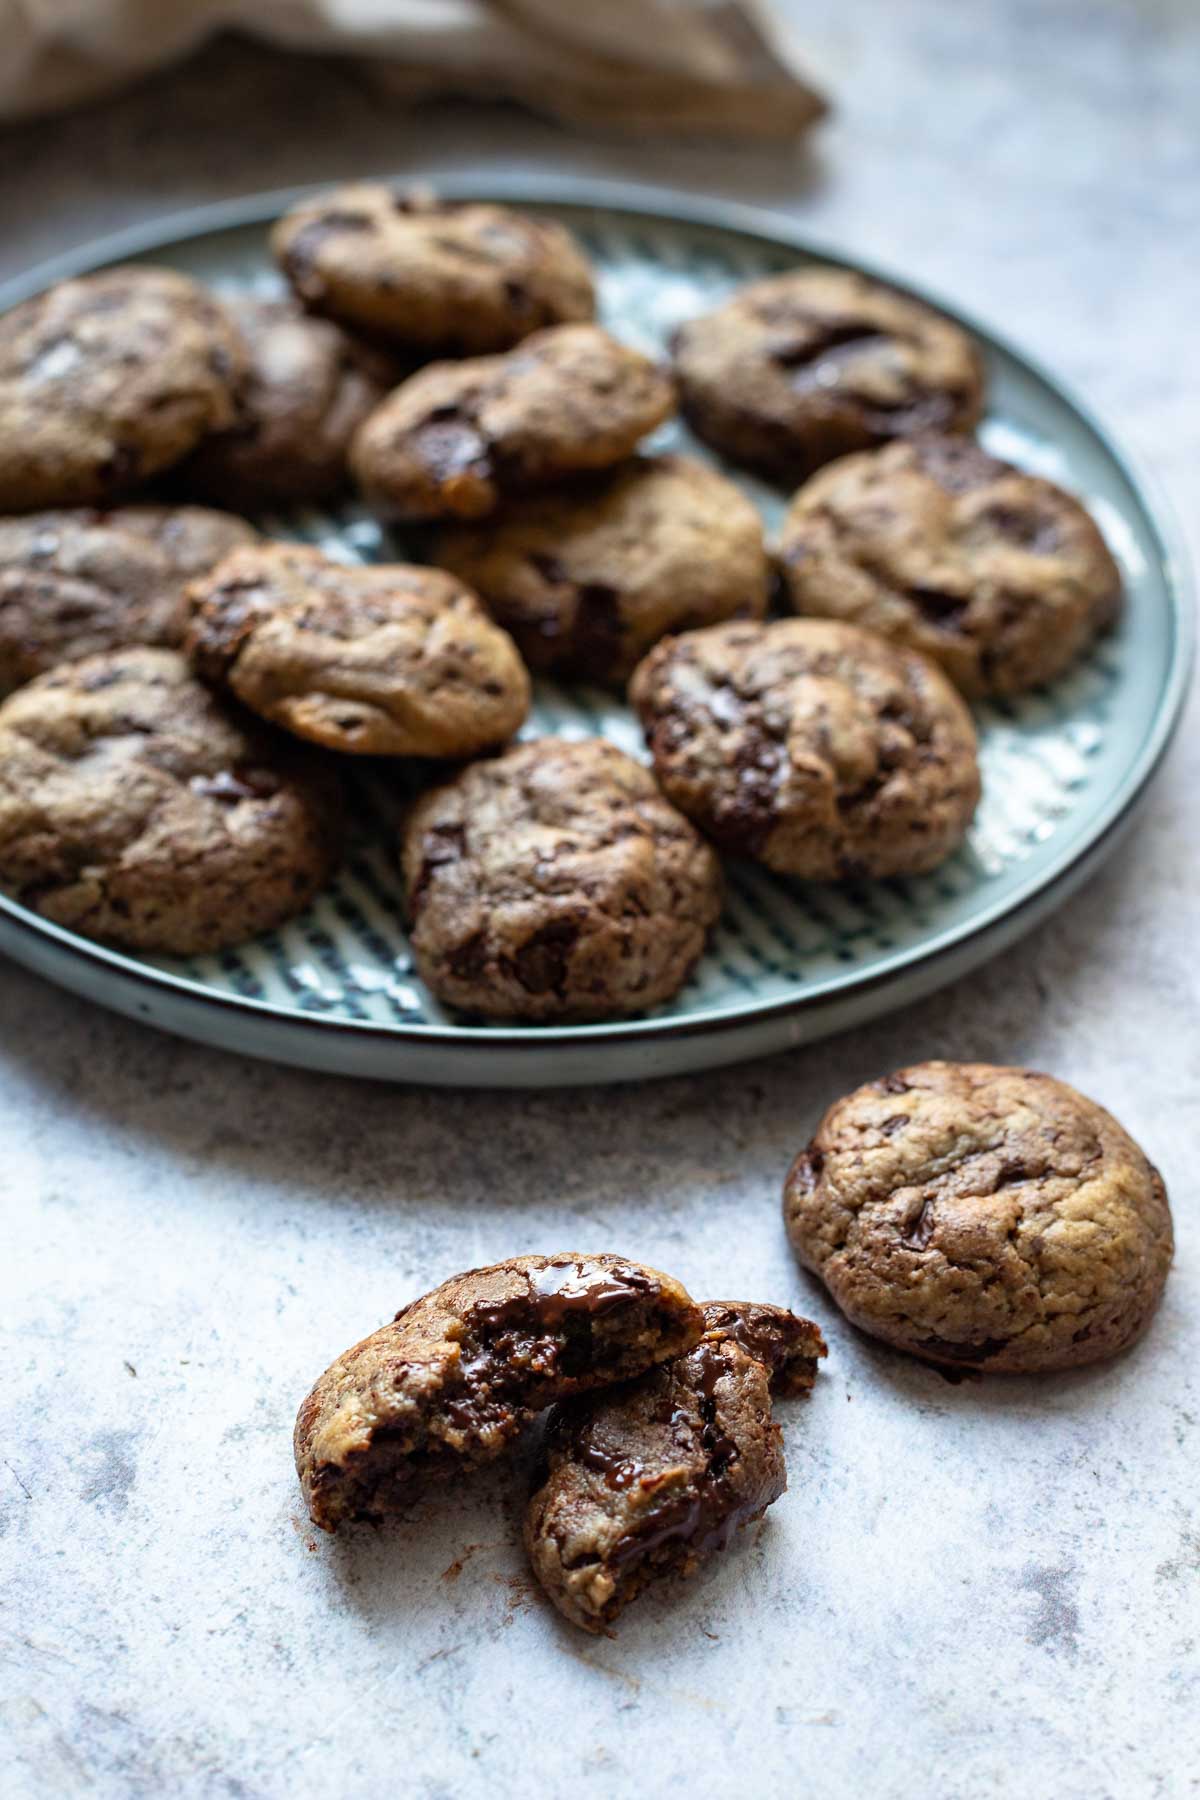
[
  {"left": 0, "top": 505, "right": 258, "bottom": 696},
  {"left": 525, "top": 1301, "right": 825, "bottom": 1633},
  {"left": 402, "top": 737, "right": 723, "bottom": 1021},
  {"left": 777, "top": 435, "right": 1122, "bottom": 697},
  {"left": 630, "top": 618, "right": 980, "bottom": 880},
  {"left": 435, "top": 454, "right": 769, "bottom": 685},
  {"left": 295, "top": 1253, "right": 702, "bottom": 1531},
  {"left": 0, "top": 647, "right": 342, "bottom": 954},
  {"left": 672, "top": 266, "right": 984, "bottom": 483},
  {"left": 173, "top": 298, "right": 396, "bottom": 508},
  {"left": 0, "top": 267, "right": 246, "bottom": 510},
  {"left": 783, "top": 1061, "right": 1173, "bottom": 1373},
  {"left": 351, "top": 324, "right": 675, "bottom": 521},
  {"left": 186, "top": 542, "right": 530, "bottom": 757},
  {"left": 272, "top": 185, "right": 595, "bottom": 353}
]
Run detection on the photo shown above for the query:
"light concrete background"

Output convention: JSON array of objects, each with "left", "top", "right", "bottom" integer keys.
[{"left": 1, "top": 4, "right": 1197, "bottom": 1796}]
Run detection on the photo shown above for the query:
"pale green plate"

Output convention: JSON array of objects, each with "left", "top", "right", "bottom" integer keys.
[{"left": 0, "top": 179, "right": 1191, "bottom": 1086}]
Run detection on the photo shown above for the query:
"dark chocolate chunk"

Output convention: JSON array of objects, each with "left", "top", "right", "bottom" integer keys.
[
  {"left": 295, "top": 1254, "right": 702, "bottom": 1532},
  {"left": 525, "top": 1301, "right": 826, "bottom": 1632}
]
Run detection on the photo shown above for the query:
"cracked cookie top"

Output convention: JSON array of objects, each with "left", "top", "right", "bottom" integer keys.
[
  {"left": 401, "top": 736, "right": 723, "bottom": 1021},
  {"left": 630, "top": 617, "right": 980, "bottom": 880},
  {"left": 778, "top": 435, "right": 1122, "bottom": 697},
  {"left": 0, "top": 267, "right": 246, "bottom": 510},
  {"left": 525, "top": 1301, "right": 825, "bottom": 1633},
  {"left": 350, "top": 324, "right": 675, "bottom": 521},
  {"left": 671, "top": 266, "right": 984, "bottom": 483},
  {"left": 173, "top": 297, "right": 397, "bottom": 508},
  {"left": 0, "top": 504, "right": 257, "bottom": 696},
  {"left": 186, "top": 542, "right": 530, "bottom": 757},
  {"left": 434, "top": 454, "right": 769, "bottom": 685},
  {"left": 783, "top": 1061, "right": 1173, "bottom": 1373},
  {"left": 0, "top": 646, "right": 342, "bottom": 954},
  {"left": 272, "top": 184, "right": 595, "bottom": 354},
  {"left": 295, "top": 1252, "right": 702, "bottom": 1531}
]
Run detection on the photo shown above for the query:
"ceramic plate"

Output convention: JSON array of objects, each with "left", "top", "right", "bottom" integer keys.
[{"left": 0, "top": 179, "right": 1191, "bottom": 1086}]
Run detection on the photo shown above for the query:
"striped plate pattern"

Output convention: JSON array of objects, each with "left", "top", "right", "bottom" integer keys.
[{"left": 140, "top": 206, "right": 1147, "bottom": 1033}]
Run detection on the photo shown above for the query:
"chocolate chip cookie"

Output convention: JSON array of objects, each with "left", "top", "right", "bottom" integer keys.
[
  {"left": 351, "top": 325, "right": 675, "bottom": 522},
  {"left": 174, "top": 298, "right": 397, "bottom": 509},
  {"left": 295, "top": 1254, "right": 702, "bottom": 1532},
  {"left": 672, "top": 267, "right": 984, "bottom": 484},
  {"left": 401, "top": 737, "right": 723, "bottom": 1020},
  {"left": 630, "top": 618, "right": 980, "bottom": 880},
  {"left": 526, "top": 1302, "right": 826, "bottom": 1633},
  {"left": 272, "top": 185, "right": 595, "bottom": 354},
  {"left": 783, "top": 1062, "right": 1173, "bottom": 1373},
  {"left": 0, "top": 505, "right": 257, "bottom": 695},
  {"left": 434, "top": 454, "right": 769, "bottom": 686},
  {"left": 0, "top": 267, "right": 246, "bottom": 510},
  {"left": 186, "top": 542, "right": 530, "bottom": 757},
  {"left": 103, "top": 503, "right": 260, "bottom": 577},
  {"left": 777, "top": 436, "right": 1122, "bottom": 697},
  {"left": 0, "top": 647, "right": 342, "bottom": 953}
]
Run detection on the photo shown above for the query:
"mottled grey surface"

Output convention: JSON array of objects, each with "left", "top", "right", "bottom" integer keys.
[{"left": 1, "top": 4, "right": 1198, "bottom": 1796}]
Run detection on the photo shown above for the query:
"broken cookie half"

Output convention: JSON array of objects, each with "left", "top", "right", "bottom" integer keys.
[
  {"left": 525, "top": 1301, "right": 826, "bottom": 1634},
  {"left": 295, "top": 1253, "right": 702, "bottom": 1531}
]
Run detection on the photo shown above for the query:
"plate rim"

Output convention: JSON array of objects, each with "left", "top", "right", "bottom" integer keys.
[{"left": 0, "top": 174, "right": 1193, "bottom": 1068}]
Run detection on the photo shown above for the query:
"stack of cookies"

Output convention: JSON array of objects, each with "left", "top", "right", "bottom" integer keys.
[{"left": 0, "top": 184, "right": 1121, "bottom": 1014}]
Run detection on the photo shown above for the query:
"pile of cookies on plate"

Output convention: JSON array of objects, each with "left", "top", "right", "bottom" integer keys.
[
  {"left": 0, "top": 189, "right": 1170, "bottom": 1633},
  {"left": 0, "top": 183, "right": 1123, "bottom": 1013}
]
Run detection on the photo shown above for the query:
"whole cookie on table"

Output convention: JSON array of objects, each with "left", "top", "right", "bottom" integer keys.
[
  {"left": 0, "top": 267, "right": 245, "bottom": 510},
  {"left": 186, "top": 542, "right": 530, "bottom": 757},
  {"left": 173, "top": 298, "right": 397, "bottom": 509},
  {"left": 630, "top": 618, "right": 980, "bottom": 880},
  {"left": 783, "top": 1061, "right": 1173, "bottom": 1373},
  {"left": 402, "top": 737, "right": 722, "bottom": 1021},
  {"left": 273, "top": 185, "right": 595, "bottom": 354},
  {"left": 0, "top": 647, "right": 342, "bottom": 954},
  {"left": 0, "top": 504, "right": 257, "bottom": 695},
  {"left": 351, "top": 324, "right": 675, "bottom": 521},
  {"left": 435, "top": 454, "right": 769, "bottom": 686},
  {"left": 295, "top": 1253, "right": 702, "bottom": 1532},
  {"left": 671, "top": 266, "right": 984, "bottom": 483},
  {"left": 777, "top": 435, "right": 1122, "bottom": 697},
  {"left": 526, "top": 1302, "right": 826, "bottom": 1634}
]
